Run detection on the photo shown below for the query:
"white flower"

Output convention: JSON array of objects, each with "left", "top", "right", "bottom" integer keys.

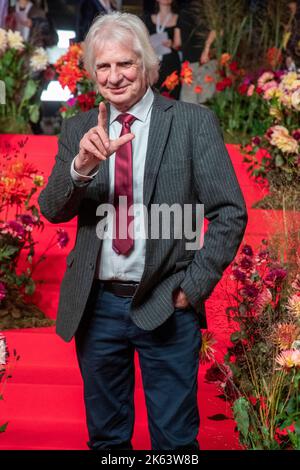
[
  {"left": 270, "top": 125, "right": 299, "bottom": 154},
  {"left": 292, "top": 340, "right": 300, "bottom": 350},
  {"left": 30, "top": 47, "right": 48, "bottom": 72},
  {"left": 281, "top": 72, "right": 299, "bottom": 90},
  {"left": 0, "top": 334, "right": 8, "bottom": 367},
  {"left": 7, "top": 29, "right": 25, "bottom": 51},
  {"left": 291, "top": 89, "right": 300, "bottom": 111},
  {"left": 0, "top": 28, "right": 7, "bottom": 54}
]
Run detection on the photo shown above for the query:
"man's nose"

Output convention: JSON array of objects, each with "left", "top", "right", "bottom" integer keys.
[{"left": 108, "top": 66, "right": 122, "bottom": 84}]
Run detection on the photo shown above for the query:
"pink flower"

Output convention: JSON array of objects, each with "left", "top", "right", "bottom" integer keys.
[
  {"left": 247, "top": 84, "right": 255, "bottom": 96},
  {"left": 257, "top": 71, "right": 275, "bottom": 88},
  {"left": 240, "top": 257, "right": 253, "bottom": 271},
  {"left": 253, "top": 288, "right": 272, "bottom": 313},
  {"left": 241, "top": 283, "right": 260, "bottom": 300},
  {"left": 252, "top": 136, "right": 261, "bottom": 146},
  {"left": 0, "top": 333, "right": 8, "bottom": 367},
  {"left": 56, "top": 229, "right": 69, "bottom": 249},
  {"left": 232, "top": 269, "right": 247, "bottom": 283},
  {"left": 0, "top": 282, "right": 6, "bottom": 302},
  {"left": 265, "top": 268, "right": 287, "bottom": 286},
  {"left": 1, "top": 221, "right": 25, "bottom": 240},
  {"left": 276, "top": 350, "right": 300, "bottom": 369},
  {"left": 241, "top": 245, "right": 254, "bottom": 257}
]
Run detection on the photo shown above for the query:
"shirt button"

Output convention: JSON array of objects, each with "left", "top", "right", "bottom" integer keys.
[{"left": 89, "top": 263, "right": 94, "bottom": 270}]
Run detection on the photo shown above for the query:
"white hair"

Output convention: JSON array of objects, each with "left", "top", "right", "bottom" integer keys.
[{"left": 83, "top": 12, "right": 160, "bottom": 86}]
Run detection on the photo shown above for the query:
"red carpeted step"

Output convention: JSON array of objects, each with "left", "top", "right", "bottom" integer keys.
[{"left": 0, "top": 136, "right": 255, "bottom": 450}]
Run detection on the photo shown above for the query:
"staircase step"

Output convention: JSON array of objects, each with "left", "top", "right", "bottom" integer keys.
[{"left": 4, "top": 331, "right": 146, "bottom": 388}]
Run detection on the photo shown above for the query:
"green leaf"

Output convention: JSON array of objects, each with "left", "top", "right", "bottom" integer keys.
[
  {"left": 0, "top": 246, "right": 20, "bottom": 262},
  {"left": 24, "top": 279, "right": 36, "bottom": 296},
  {"left": 233, "top": 398, "right": 250, "bottom": 440},
  {"left": 231, "top": 331, "right": 241, "bottom": 342},
  {"left": 0, "top": 423, "right": 8, "bottom": 433},
  {"left": 275, "top": 154, "right": 284, "bottom": 167},
  {"left": 23, "top": 80, "right": 38, "bottom": 102},
  {"left": 294, "top": 420, "right": 300, "bottom": 436},
  {"left": 29, "top": 104, "right": 39, "bottom": 123}
]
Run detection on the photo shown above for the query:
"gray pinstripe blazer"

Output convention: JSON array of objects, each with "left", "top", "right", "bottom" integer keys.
[{"left": 38, "top": 92, "right": 248, "bottom": 342}]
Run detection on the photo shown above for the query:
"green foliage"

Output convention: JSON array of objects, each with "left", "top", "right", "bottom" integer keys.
[
  {"left": 0, "top": 32, "right": 50, "bottom": 132},
  {"left": 206, "top": 241, "right": 300, "bottom": 450},
  {"left": 0, "top": 140, "right": 67, "bottom": 329},
  {"left": 233, "top": 398, "right": 250, "bottom": 440}
]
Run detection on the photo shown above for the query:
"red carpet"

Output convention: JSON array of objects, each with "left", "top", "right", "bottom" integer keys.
[{"left": 0, "top": 135, "right": 290, "bottom": 450}]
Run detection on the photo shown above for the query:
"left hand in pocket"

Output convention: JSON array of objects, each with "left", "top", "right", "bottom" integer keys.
[{"left": 173, "top": 287, "right": 190, "bottom": 309}]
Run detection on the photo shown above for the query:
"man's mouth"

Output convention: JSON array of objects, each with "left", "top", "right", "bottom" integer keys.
[{"left": 109, "top": 86, "right": 128, "bottom": 94}]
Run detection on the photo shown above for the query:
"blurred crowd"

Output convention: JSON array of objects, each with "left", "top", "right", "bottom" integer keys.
[
  {"left": 0, "top": 0, "right": 57, "bottom": 47},
  {"left": 0, "top": 0, "right": 299, "bottom": 104}
]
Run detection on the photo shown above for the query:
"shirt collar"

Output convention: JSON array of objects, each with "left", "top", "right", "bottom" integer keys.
[{"left": 109, "top": 87, "right": 154, "bottom": 125}]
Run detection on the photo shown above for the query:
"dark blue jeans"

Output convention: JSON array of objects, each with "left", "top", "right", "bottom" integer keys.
[{"left": 75, "top": 282, "right": 202, "bottom": 450}]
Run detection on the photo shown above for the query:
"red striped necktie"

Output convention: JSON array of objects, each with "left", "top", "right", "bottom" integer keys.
[{"left": 112, "top": 113, "right": 136, "bottom": 256}]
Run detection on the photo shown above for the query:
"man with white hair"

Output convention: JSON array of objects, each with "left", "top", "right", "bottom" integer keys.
[{"left": 39, "top": 12, "right": 247, "bottom": 451}]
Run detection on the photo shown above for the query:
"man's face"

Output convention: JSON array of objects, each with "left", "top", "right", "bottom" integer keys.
[{"left": 94, "top": 40, "right": 147, "bottom": 112}]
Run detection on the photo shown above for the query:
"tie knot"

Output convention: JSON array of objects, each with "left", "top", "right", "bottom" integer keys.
[{"left": 117, "top": 113, "right": 136, "bottom": 129}]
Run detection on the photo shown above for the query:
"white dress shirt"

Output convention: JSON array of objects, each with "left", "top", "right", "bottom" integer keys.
[{"left": 71, "top": 87, "right": 154, "bottom": 282}]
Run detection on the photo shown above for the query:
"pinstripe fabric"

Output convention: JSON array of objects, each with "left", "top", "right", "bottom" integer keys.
[{"left": 38, "top": 92, "right": 248, "bottom": 342}]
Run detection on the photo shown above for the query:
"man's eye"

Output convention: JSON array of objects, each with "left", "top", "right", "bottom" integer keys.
[{"left": 97, "top": 65, "right": 109, "bottom": 71}]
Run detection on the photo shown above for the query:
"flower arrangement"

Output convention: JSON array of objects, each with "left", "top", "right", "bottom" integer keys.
[
  {"left": 205, "top": 241, "right": 300, "bottom": 450},
  {"left": 205, "top": 53, "right": 273, "bottom": 142},
  {"left": 0, "top": 333, "right": 19, "bottom": 432},
  {"left": 0, "top": 28, "right": 53, "bottom": 134},
  {"left": 243, "top": 70, "right": 300, "bottom": 208},
  {"left": 55, "top": 43, "right": 103, "bottom": 119},
  {"left": 160, "top": 61, "right": 205, "bottom": 98},
  {"left": 0, "top": 139, "right": 69, "bottom": 329}
]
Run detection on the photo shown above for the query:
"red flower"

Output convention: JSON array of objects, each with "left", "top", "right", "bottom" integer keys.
[
  {"left": 180, "top": 61, "right": 193, "bottom": 85},
  {"left": 248, "top": 395, "right": 257, "bottom": 406},
  {"left": 266, "top": 47, "right": 283, "bottom": 69},
  {"left": 43, "top": 66, "right": 56, "bottom": 82},
  {"left": 238, "top": 83, "right": 248, "bottom": 95},
  {"left": 216, "top": 77, "right": 232, "bottom": 91},
  {"left": 194, "top": 85, "right": 203, "bottom": 94},
  {"left": 162, "top": 71, "right": 180, "bottom": 91},
  {"left": 77, "top": 91, "right": 97, "bottom": 112},
  {"left": 204, "top": 75, "right": 214, "bottom": 83},
  {"left": 229, "top": 61, "right": 239, "bottom": 73}
]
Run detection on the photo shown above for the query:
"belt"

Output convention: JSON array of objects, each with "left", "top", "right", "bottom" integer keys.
[{"left": 96, "top": 280, "right": 139, "bottom": 297}]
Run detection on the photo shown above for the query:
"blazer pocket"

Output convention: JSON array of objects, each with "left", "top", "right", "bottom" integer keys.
[{"left": 173, "top": 258, "right": 192, "bottom": 273}]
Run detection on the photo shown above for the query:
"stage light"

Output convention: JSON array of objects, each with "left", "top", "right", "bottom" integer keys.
[
  {"left": 41, "top": 81, "right": 72, "bottom": 102},
  {"left": 56, "top": 30, "right": 76, "bottom": 49}
]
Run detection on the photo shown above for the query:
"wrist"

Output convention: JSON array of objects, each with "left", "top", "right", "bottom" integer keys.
[{"left": 74, "top": 156, "right": 97, "bottom": 176}]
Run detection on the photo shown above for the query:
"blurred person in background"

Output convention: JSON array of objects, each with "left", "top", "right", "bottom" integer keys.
[
  {"left": 143, "top": 0, "right": 182, "bottom": 100},
  {"left": 76, "top": 0, "right": 118, "bottom": 43},
  {"left": 15, "top": 0, "right": 34, "bottom": 40},
  {"left": 0, "top": 0, "right": 8, "bottom": 28},
  {"left": 286, "top": 1, "right": 300, "bottom": 70},
  {"left": 14, "top": 0, "right": 57, "bottom": 46}
]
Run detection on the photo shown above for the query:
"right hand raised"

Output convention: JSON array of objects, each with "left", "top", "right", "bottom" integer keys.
[{"left": 74, "top": 102, "right": 135, "bottom": 176}]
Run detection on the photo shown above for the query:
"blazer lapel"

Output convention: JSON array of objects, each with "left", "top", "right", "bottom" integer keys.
[
  {"left": 92, "top": 105, "right": 109, "bottom": 198},
  {"left": 143, "top": 93, "right": 174, "bottom": 208}
]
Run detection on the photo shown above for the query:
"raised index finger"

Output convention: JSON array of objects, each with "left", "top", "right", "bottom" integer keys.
[{"left": 98, "top": 101, "right": 108, "bottom": 130}]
